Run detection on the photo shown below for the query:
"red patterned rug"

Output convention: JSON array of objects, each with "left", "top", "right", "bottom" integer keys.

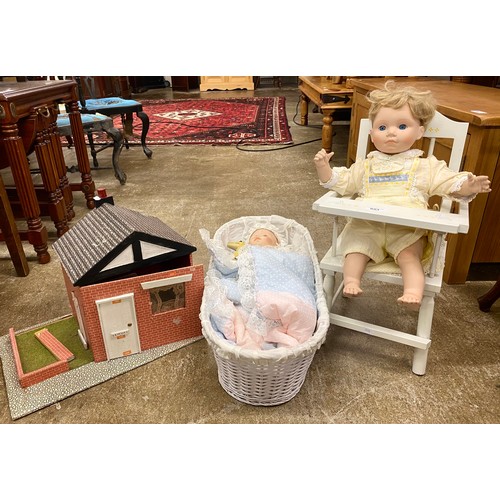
[{"left": 97, "top": 96, "right": 293, "bottom": 145}]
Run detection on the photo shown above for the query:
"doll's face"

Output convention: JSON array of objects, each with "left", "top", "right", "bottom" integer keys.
[
  {"left": 370, "top": 104, "right": 425, "bottom": 154},
  {"left": 249, "top": 229, "right": 279, "bottom": 247}
]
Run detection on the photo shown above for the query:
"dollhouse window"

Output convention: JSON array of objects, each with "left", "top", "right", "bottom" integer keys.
[
  {"left": 149, "top": 283, "right": 186, "bottom": 314},
  {"left": 140, "top": 274, "right": 192, "bottom": 315}
]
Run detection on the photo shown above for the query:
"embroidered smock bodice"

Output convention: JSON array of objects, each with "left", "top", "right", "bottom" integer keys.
[{"left": 321, "top": 149, "right": 473, "bottom": 209}]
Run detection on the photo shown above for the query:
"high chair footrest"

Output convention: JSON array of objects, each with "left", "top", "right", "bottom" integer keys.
[{"left": 330, "top": 313, "right": 431, "bottom": 349}]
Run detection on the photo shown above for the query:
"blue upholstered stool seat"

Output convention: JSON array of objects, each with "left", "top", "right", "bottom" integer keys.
[
  {"left": 82, "top": 97, "right": 143, "bottom": 114},
  {"left": 57, "top": 112, "right": 112, "bottom": 135}
]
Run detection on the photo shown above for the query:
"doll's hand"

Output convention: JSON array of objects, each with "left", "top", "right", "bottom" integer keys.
[
  {"left": 462, "top": 174, "right": 491, "bottom": 195},
  {"left": 314, "top": 149, "right": 334, "bottom": 169}
]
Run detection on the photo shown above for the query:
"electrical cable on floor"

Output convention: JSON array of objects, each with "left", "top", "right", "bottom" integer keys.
[
  {"left": 236, "top": 96, "right": 333, "bottom": 152},
  {"left": 235, "top": 137, "right": 322, "bottom": 152}
]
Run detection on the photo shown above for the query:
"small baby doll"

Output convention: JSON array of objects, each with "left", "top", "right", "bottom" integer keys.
[
  {"left": 313, "top": 80, "right": 491, "bottom": 311},
  {"left": 228, "top": 228, "right": 279, "bottom": 258},
  {"left": 248, "top": 228, "right": 279, "bottom": 247}
]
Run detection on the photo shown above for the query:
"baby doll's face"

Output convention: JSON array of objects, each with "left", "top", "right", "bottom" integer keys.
[
  {"left": 370, "top": 104, "right": 425, "bottom": 154},
  {"left": 249, "top": 229, "right": 279, "bottom": 247}
]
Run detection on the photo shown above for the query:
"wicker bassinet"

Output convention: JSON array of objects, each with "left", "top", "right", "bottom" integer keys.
[{"left": 199, "top": 215, "right": 330, "bottom": 406}]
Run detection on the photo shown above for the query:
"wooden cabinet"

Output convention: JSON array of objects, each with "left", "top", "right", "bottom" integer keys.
[
  {"left": 128, "top": 76, "right": 167, "bottom": 93},
  {"left": 348, "top": 78, "right": 500, "bottom": 283},
  {"left": 200, "top": 76, "right": 254, "bottom": 91},
  {"left": 171, "top": 76, "right": 199, "bottom": 92}
]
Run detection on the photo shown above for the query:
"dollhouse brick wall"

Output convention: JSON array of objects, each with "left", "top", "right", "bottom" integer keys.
[
  {"left": 18, "top": 360, "right": 69, "bottom": 388},
  {"left": 9, "top": 328, "right": 70, "bottom": 388},
  {"left": 61, "top": 263, "right": 204, "bottom": 363}
]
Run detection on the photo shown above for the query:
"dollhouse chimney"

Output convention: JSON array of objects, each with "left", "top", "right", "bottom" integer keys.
[{"left": 94, "top": 187, "right": 114, "bottom": 208}]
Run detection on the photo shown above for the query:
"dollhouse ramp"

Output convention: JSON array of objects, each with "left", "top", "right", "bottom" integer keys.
[{"left": 35, "top": 329, "right": 75, "bottom": 362}]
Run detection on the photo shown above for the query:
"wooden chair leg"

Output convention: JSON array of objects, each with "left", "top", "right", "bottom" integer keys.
[
  {"left": 87, "top": 132, "right": 99, "bottom": 168},
  {"left": 477, "top": 276, "right": 500, "bottom": 312},
  {"left": 136, "top": 111, "right": 153, "bottom": 158},
  {"left": 102, "top": 124, "right": 126, "bottom": 185},
  {"left": 0, "top": 175, "right": 29, "bottom": 276}
]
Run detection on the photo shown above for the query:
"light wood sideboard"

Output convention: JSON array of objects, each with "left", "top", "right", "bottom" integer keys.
[
  {"left": 200, "top": 77, "right": 254, "bottom": 91},
  {"left": 347, "top": 77, "right": 500, "bottom": 284}
]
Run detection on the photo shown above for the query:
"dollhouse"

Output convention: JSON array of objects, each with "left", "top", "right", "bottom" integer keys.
[{"left": 52, "top": 203, "right": 204, "bottom": 362}]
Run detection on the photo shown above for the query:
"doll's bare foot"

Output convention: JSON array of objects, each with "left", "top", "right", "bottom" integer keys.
[
  {"left": 397, "top": 293, "right": 422, "bottom": 311},
  {"left": 343, "top": 282, "right": 363, "bottom": 298}
]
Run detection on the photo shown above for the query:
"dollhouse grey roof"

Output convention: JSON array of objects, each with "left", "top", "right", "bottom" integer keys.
[{"left": 53, "top": 204, "right": 196, "bottom": 286}]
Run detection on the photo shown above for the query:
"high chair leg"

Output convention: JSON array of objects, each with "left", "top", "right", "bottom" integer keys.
[
  {"left": 412, "top": 294, "right": 435, "bottom": 375},
  {"left": 323, "top": 274, "right": 335, "bottom": 312}
]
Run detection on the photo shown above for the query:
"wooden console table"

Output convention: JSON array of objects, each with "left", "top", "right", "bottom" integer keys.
[
  {"left": 0, "top": 80, "right": 95, "bottom": 263},
  {"left": 347, "top": 77, "right": 500, "bottom": 284},
  {"left": 298, "top": 76, "right": 353, "bottom": 152}
]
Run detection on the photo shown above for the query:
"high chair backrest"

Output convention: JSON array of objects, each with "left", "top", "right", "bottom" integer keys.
[
  {"left": 355, "top": 111, "right": 469, "bottom": 212},
  {"left": 356, "top": 111, "right": 468, "bottom": 172}
]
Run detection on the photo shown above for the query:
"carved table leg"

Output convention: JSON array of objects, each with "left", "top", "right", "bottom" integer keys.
[
  {"left": 49, "top": 116, "right": 74, "bottom": 220},
  {"left": 322, "top": 111, "right": 334, "bottom": 153},
  {"left": 1, "top": 124, "right": 50, "bottom": 263},
  {"left": 68, "top": 101, "right": 95, "bottom": 209},
  {"left": 300, "top": 94, "right": 309, "bottom": 126},
  {"left": 35, "top": 129, "right": 68, "bottom": 236}
]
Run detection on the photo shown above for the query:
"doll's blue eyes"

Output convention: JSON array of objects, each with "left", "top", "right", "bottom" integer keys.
[{"left": 377, "top": 124, "right": 408, "bottom": 131}]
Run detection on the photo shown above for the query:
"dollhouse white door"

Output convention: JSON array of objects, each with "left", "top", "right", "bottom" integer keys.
[
  {"left": 96, "top": 293, "right": 141, "bottom": 360},
  {"left": 72, "top": 292, "right": 88, "bottom": 349}
]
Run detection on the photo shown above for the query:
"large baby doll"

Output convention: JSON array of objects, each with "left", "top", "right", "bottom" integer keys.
[{"left": 313, "top": 81, "right": 491, "bottom": 311}]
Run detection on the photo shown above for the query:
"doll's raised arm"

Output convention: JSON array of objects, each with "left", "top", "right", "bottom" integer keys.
[
  {"left": 314, "top": 149, "right": 335, "bottom": 183},
  {"left": 455, "top": 174, "right": 491, "bottom": 197}
]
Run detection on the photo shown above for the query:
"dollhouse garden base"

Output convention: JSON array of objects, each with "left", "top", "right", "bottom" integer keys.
[{"left": 0, "top": 316, "right": 202, "bottom": 420}]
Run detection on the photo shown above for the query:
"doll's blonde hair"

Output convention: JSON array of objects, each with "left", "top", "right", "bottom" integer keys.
[{"left": 367, "top": 80, "right": 436, "bottom": 128}]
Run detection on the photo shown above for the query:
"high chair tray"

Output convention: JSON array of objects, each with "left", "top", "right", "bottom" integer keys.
[{"left": 313, "top": 192, "right": 469, "bottom": 234}]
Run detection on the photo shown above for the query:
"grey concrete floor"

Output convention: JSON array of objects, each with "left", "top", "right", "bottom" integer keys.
[{"left": 0, "top": 84, "right": 499, "bottom": 426}]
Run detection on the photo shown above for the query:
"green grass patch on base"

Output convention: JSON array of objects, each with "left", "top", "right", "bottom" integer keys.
[{"left": 16, "top": 316, "right": 94, "bottom": 373}]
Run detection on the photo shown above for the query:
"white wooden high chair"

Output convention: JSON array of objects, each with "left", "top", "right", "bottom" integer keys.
[{"left": 312, "top": 111, "right": 469, "bottom": 375}]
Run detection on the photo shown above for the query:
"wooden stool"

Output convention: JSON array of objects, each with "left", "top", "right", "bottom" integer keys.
[
  {"left": 57, "top": 112, "right": 126, "bottom": 185},
  {"left": 0, "top": 174, "right": 29, "bottom": 276}
]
